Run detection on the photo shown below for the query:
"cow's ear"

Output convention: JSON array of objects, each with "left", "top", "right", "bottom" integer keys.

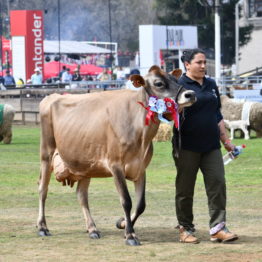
[
  {"left": 148, "top": 65, "right": 161, "bottom": 73},
  {"left": 130, "top": 75, "right": 145, "bottom": 87},
  {"left": 170, "top": 69, "right": 182, "bottom": 79}
]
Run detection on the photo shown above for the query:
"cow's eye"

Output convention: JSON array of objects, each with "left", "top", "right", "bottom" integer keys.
[{"left": 155, "top": 81, "right": 164, "bottom": 87}]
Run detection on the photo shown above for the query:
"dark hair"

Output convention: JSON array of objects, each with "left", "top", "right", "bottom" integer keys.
[{"left": 181, "top": 48, "right": 206, "bottom": 64}]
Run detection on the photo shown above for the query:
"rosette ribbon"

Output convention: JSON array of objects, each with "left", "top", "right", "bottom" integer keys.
[
  {"left": 137, "top": 101, "right": 157, "bottom": 125},
  {"left": 138, "top": 96, "right": 180, "bottom": 128},
  {"left": 164, "top": 97, "right": 179, "bottom": 129}
]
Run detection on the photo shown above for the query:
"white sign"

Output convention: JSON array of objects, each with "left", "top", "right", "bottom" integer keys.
[
  {"left": 12, "top": 36, "right": 26, "bottom": 82},
  {"left": 233, "top": 90, "right": 262, "bottom": 102}
]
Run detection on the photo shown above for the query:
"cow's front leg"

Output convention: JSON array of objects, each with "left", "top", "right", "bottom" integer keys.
[
  {"left": 116, "top": 173, "right": 146, "bottom": 229},
  {"left": 112, "top": 167, "right": 140, "bottom": 246},
  {"left": 76, "top": 178, "right": 100, "bottom": 239}
]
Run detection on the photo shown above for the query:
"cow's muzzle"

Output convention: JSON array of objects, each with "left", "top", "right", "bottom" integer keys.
[{"left": 177, "top": 90, "right": 197, "bottom": 107}]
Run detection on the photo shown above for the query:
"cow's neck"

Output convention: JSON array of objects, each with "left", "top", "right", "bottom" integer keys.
[{"left": 137, "top": 87, "right": 161, "bottom": 142}]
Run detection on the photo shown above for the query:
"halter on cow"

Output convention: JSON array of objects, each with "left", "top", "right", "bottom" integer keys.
[{"left": 37, "top": 65, "right": 196, "bottom": 246}]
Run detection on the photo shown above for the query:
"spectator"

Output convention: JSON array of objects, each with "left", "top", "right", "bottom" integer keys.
[
  {"left": 125, "top": 68, "right": 141, "bottom": 91},
  {"left": 59, "top": 65, "right": 67, "bottom": 81},
  {"left": 72, "top": 68, "right": 82, "bottom": 81},
  {"left": 86, "top": 75, "right": 94, "bottom": 81},
  {"left": 61, "top": 68, "right": 72, "bottom": 83},
  {"left": 3, "top": 70, "right": 16, "bottom": 87},
  {"left": 130, "top": 68, "right": 140, "bottom": 76},
  {"left": 16, "top": 78, "right": 25, "bottom": 88},
  {"left": 97, "top": 68, "right": 111, "bottom": 81},
  {"left": 31, "top": 68, "right": 43, "bottom": 85},
  {"left": 0, "top": 74, "right": 4, "bottom": 85},
  {"left": 115, "top": 66, "right": 125, "bottom": 80},
  {"left": 97, "top": 68, "right": 111, "bottom": 89}
]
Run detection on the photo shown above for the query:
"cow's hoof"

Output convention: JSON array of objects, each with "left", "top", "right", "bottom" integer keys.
[
  {"left": 89, "top": 231, "right": 101, "bottom": 239},
  {"left": 116, "top": 217, "right": 125, "bottom": 229},
  {"left": 125, "top": 237, "right": 141, "bottom": 246},
  {"left": 38, "top": 229, "right": 51, "bottom": 237}
]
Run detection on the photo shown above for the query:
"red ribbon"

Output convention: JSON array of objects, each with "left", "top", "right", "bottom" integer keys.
[
  {"left": 137, "top": 101, "right": 157, "bottom": 125},
  {"left": 164, "top": 98, "right": 179, "bottom": 129}
]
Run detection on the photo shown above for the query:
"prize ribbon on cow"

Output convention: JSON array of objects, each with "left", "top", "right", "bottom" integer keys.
[
  {"left": 163, "top": 98, "right": 179, "bottom": 129},
  {"left": 137, "top": 101, "right": 157, "bottom": 125},
  {"left": 138, "top": 96, "right": 179, "bottom": 128}
]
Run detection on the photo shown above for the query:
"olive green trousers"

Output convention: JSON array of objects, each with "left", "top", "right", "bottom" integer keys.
[{"left": 174, "top": 149, "right": 226, "bottom": 230}]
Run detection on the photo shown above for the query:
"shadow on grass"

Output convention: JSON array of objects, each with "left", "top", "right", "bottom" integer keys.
[{"left": 100, "top": 227, "right": 262, "bottom": 245}]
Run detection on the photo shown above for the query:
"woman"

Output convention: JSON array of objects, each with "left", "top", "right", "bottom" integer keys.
[{"left": 172, "top": 49, "right": 238, "bottom": 244}]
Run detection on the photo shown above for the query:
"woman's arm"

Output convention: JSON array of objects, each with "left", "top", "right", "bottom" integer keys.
[{"left": 218, "top": 119, "right": 235, "bottom": 152}]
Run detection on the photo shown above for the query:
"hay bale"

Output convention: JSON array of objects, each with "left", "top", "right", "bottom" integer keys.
[
  {"left": 153, "top": 123, "right": 172, "bottom": 142},
  {"left": 221, "top": 95, "right": 262, "bottom": 137}
]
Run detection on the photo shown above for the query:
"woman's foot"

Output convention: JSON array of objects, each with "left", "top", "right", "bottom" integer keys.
[{"left": 210, "top": 226, "right": 238, "bottom": 243}]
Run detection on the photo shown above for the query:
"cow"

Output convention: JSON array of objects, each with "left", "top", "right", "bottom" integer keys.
[{"left": 37, "top": 65, "right": 196, "bottom": 246}]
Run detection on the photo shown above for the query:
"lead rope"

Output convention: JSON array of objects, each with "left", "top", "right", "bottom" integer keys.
[{"left": 172, "top": 86, "right": 185, "bottom": 158}]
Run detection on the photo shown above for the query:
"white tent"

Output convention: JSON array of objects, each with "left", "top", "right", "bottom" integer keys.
[{"left": 44, "top": 40, "right": 112, "bottom": 54}]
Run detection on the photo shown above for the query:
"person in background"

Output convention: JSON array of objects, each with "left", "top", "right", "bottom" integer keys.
[
  {"left": 16, "top": 78, "right": 24, "bottom": 88},
  {"left": 172, "top": 49, "right": 238, "bottom": 244},
  {"left": 72, "top": 68, "right": 82, "bottom": 81},
  {"left": 61, "top": 68, "right": 72, "bottom": 83},
  {"left": 31, "top": 68, "right": 43, "bottom": 85},
  {"left": 0, "top": 73, "right": 4, "bottom": 85},
  {"left": 59, "top": 65, "right": 67, "bottom": 81},
  {"left": 125, "top": 67, "right": 141, "bottom": 90},
  {"left": 3, "top": 70, "right": 16, "bottom": 87},
  {"left": 115, "top": 66, "right": 125, "bottom": 80},
  {"left": 130, "top": 68, "right": 140, "bottom": 76},
  {"left": 97, "top": 68, "right": 111, "bottom": 89}
]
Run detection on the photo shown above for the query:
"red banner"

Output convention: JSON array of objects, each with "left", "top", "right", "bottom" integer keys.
[{"left": 10, "top": 10, "right": 44, "bottom": 81}]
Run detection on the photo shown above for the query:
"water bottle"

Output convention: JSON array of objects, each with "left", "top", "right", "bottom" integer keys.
[{"left": 223, "top": 145, "right": 246, "bottom": 166}]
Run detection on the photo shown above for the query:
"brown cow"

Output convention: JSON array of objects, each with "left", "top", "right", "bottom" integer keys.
[{"left": 37, "top": 66, "right": 196, "bottom": 245}]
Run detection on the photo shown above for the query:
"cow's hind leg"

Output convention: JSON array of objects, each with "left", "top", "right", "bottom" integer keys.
[
  {"left": 37, "top": 158, "right": 53, "bottom": 236},
  {"left": 76, "top": 178, "right": 100, "bottom": 239},
  {"left": 112, "top": 167, "right": 140, "bottom": 246},
  {"left": 116, "top": 173, "right": 146, "bottom": 230}
]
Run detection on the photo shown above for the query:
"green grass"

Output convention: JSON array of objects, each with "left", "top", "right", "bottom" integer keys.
[{"left": 0, "top": 126, "right": 262, "bottom": 262}]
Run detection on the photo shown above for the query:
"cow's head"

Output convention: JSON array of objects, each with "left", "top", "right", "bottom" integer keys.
[{"left": 130, "top": 65, "right": 196, "bottom": 109}]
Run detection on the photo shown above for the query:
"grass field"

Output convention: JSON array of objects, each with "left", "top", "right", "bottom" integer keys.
[{"left": 0, "top": 126, "right": 262, "bottom": 262}]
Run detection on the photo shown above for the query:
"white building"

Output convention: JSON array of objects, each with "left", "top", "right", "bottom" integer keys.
[
  {"left": 239, "top": 0, "right": 262, "bottom": 75},
  {"left": 139, "top": 25, "right": 198, "bottom": 75}
]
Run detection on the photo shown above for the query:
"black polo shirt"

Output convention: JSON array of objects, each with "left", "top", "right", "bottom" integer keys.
[{"left": 178, "top": 74, "right": 223, "bottom": 153}]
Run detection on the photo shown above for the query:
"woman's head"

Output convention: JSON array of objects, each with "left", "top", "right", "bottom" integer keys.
[{"left": 181, "top": 49, "right": 206, "bottom": 81}]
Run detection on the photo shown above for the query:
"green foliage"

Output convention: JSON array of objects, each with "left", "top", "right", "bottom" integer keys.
[{"left": 155, "top": 0, "right": 254, "bottom": 65}]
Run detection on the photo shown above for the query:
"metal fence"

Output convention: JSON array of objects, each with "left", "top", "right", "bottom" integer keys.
[
  {"left": 0, "top": 80, "right": 126, "bottom": 124},
  {"left": 0, "top": 77, "right": 261, "bottom": 124},
  {"left": 216, "top": 76, "right": 262, "bottom": 95}
]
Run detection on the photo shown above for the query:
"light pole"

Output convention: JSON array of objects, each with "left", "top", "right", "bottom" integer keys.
[
  {"left": 235, "top": 0, "right": 244, "bottom": 77},
  {"left": 108, "top": 0, "right": 113, "bottom": 77},
  {"left": 0, "top": 1, "right": 3, "bottom": 73},
  {"left": 57, "top": 0, "right": 61, "bottom": 73},
  {"left": 215, "top": 0, "right": 221, "bottom": 81}
]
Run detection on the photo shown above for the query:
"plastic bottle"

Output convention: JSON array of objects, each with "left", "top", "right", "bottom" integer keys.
[{"left": 223, "top": 145, "right": 246, "bottom": 166}]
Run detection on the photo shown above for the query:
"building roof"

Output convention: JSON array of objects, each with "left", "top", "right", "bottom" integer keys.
[{"left": 44, "top": 40, "right": 112, "bottom": 54}]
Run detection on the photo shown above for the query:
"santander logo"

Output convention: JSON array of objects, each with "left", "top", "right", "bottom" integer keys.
[{"left": 32, "top": 13, "right": 43, "bottom": 72}]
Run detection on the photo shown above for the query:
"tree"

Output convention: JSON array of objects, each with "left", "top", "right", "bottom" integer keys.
[{"left": 154, "top": 0, "right": 253, "bottom": 65}]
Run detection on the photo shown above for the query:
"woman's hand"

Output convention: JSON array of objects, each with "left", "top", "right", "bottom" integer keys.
[{"left": 223, "top": 139, "right": 235, "bottom": 152}]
